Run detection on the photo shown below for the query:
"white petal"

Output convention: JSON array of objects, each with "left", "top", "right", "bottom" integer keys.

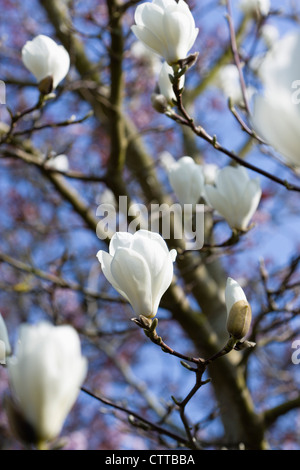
[
  {"left": 154, "top": 0, "right": 174, "bottom": 8},
  {"left": 165, "top": 1, "right": 198, "bottom": 51},
  {"left": 110, "top": 247, "right": 153, "bottom": 317},
  {"left": 132, "top": 229, "right": 171, "bottom": 256},
  {"left": 109, "top": 231, "right": 133, "bottom": 256},
  {"left": 131, "top": 231, "right": 169, "bottom": 279},
  {"left": 187, "top": 27, "right": 199, "bottom": 52},
  {"left": 96, "top": 250, "right": 130, "bottom": 302},
  {"left": 216, "top": 166, "right": 248, "bottom": 202},
  {"left": 162, "top": 10, "right": 193, "bottom": 62},
  {"left": 49, "top": 45, "right": 70, "bottom": 89},
  {"left": 96, "top": 250, "right": 129, "bottom": 301},
  {"left": 131, "top": 25, "right": 165, "bottom": 58},
  {"left": 134, "top": 2, "right": 147, "bottom": 25},
  {"left": 225, "top": 278, "right": 247, "bottom": 315},
  {"left": 130, "top": 231, "right": 176, "bottom": 316},
  {"left": 168, "top": 156, "right": 204, "bottom": 205},
  {"left": 22, "top": 36, "right": 51, "bottom": 82},
  {"left": 151, "top": 250, "right": 176, "bottom": 315},
  {"left": 252, "top": 92, "right": 300, "bottom": 167},
  {"left": 205, "top": 166, "right": 261, "bottom": 230},
  {"left": 236, "top": 179, "right": 262, "bottom": 230},
  {"left": 139, "top": 3, "right": 164, "bottom": 34},
  {"left": 204, "top": 184, "right": 231, "bottom": 222}
]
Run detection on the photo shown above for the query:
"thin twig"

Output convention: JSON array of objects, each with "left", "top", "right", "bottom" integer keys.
[
  {"left": 81, "top": 386, "right": 191, "bottom": 448},
  {"left": 0, "top": 94, "right": 45, "bottom": 144},
  {"left": 225, "top": 0, "right": 251, "bottom": 114},
  {"left": 0, "top": 250, "right": 125, "bottom": 304},
  {"left": 11, "top": 110, "right": 93, "bottom": 138},
  {"left": 169, "top": 68, "right": 300, "bottom": 193}
]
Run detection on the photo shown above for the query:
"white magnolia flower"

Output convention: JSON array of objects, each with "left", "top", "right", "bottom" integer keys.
[
  {"left": 45, "top": 154, "right": 69, "bottom": 172},
  {"left": 97, "top": 230, "right": 177, "bottom": 318},
  {"left": 0, "top": 314, "right": 11, "bottom": 364},
  {"left": 167, "top": 156, "right": 204, "bottom": 205},
  {"left": 158, "top": 61, "right": 185, "bottom": 105},
  {"left": 131, "top": 0, "right": 199, "bottom": 65},
  {"left": 251, "top": 32, "right": 300, "bottom": 167},
  {"left": 22, "top": 35, "right": 70, "bottom": 90},
  {"left": 239, "top": 0, "right": 270, "bottom": 17},
  {"left": 225, "top": 277, "right": 252, "bottom": 340},
  {"left": 7, "top": 322, "right": 87, "bottom": 443},
  {"left": 204, "top": 166, "right": 262, "bottom": 231}
]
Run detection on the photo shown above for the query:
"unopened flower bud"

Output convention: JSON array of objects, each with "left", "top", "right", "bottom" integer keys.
[
  {"left": 22, "top": 35, "right": 70, "bottom": 91},
  {"left": 151, "top": 93, "right": 168, "bottom": 113},
  {"left": 138, "top": 315, "right": 153, "bottom": 329},
  {"left": 226, "top": 299, "right": 252, "bottom": 340},
  {"left": 225, "top": 277, "right": 252, "bottom": 340}
]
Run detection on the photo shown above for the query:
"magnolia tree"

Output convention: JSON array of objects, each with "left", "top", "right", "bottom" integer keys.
[{"left": 1, "top": 0, "right": 300, "bottom": 451}]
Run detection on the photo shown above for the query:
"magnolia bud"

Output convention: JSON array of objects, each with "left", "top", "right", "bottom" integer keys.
[
  {"left": 226, "top": 299, "right": 252, "bottom": 340},
  {"left": 151, "top": 93, "right": 168, "bottom": 113},
  {"left": 22, "top": 35, "right": 70, "bottom": 91},
  {"left": 138, "top": 315, "right": 153, "bottom": 329}
]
